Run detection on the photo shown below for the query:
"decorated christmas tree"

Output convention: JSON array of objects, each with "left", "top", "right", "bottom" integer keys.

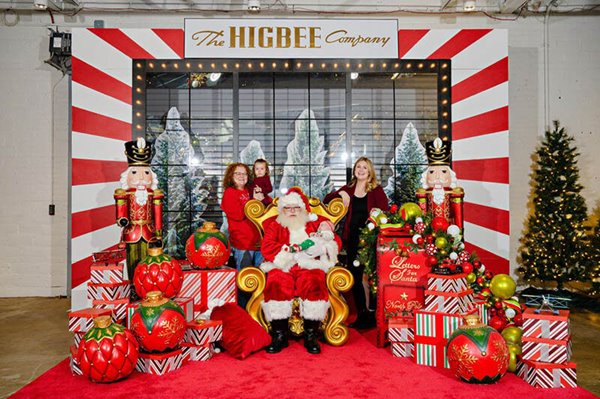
[
  {"left": 384, "top": 122, "right": 428, "bottom": 206},
  {"left": 588, "top": 211, "right": 600, "bottom": 296},
  {"left": 279, "top": 109, "right": 333, "bottom": 198},
  {"left": 151, "top": 107, "right": 211, "bottom": 258},
  {"left": 518, "top": 121, "right": 590, "bottom": 289}
]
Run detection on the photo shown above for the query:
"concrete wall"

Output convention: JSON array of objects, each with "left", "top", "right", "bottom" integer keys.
[{"left": 0, "top": 11, "right": 598, "bottom": 297}]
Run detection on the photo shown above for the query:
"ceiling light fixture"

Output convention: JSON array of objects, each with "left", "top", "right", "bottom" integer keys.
[
  {"left": 248, "top": 0, "right": 261, "bottom": 13},
  {"left": 33, "top": 0, "right": 48, "bottom": 10},
  {"left": 463, "top": 0, "right": 476, "bottom": 11},
  {"left": 209, "top": 73, "right": 222, "bottom": 82}
]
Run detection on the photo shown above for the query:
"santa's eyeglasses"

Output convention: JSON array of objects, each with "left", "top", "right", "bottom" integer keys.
[{"left": 282, "top": 206, "right": 302, "bottom": 213}]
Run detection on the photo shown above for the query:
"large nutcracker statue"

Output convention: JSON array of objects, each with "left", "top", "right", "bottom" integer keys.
[
  {"left": 114, "top": 138, "right": 163, "bottom": 286},
  {"left": 416, "top": 138, "right": 464, "bottom": 229}
]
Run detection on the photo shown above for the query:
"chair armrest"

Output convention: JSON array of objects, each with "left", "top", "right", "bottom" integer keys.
[
  {"left": 237, "top": 266, "right": 268, "bottom": 331},
  {"left": 324, "top": 266, "right": 354, "bottom": 346}
]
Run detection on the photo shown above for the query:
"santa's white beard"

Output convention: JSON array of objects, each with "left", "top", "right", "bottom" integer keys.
[
  {"left": 278, "top": 212, "right": 310, "bottom": 244},
  {"left": 134, "top": 187, "right": 149, "bottom": 205},
  {"left": 431, "top": 187, "right": 446, "bottom": 205}
]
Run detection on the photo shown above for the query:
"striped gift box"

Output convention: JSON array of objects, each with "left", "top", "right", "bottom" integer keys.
[
  {"left": 69, "top": 345, "right": 83, "bottom": 376},
  {"left": 181, "top": 342, "right": 216, "bottom": 362},
  {"left": 126, "top": 297, "right": 193, "bottom": 328},
  {"left": 415, "top": 310, "right": 463, "bottom": 339},
  {"left": 522, "top": 309, "right": 570, "bottom": 340},
  {"left": 90, "top": 263, "right": 125, "bottom": 284},
  {"left": 180, "top": 268, "right": 237, "bottom": 313},
  {"left": 136, "top": 349, "right": 186, "bottom": 376},
  {"left": 517, "top": 359, "right": 577, "bottom": 388},
  {"left": 184, "top": 319, "right": 223, "bottom": 345},
  {"left": 415, "top": 340, "right": 449, "bottom": 368},
  {"left": 427, "top": 273, "right": 468, "bottom": 293},
  {"left": 388, "top": 317, "right": 415, "bottom": 343},
  {"left": 521, "top": 336, "right": 572, "bottom": 363},
  {"left": 92, "top": 249, "right": 125, "bottom": 263},
  {"left": 424, "top": 289, "right": 474, "bottom": 314},
  {"left": 68, "top": 308, "right": 112, "bottom": 332},
  {"left": 391, "top": 342, "right": 414, "bottom": 358},
  {"left": 87, "top": 281, "right": 130, "bottom": 301},
  {"left": 73, "top": 332, "right": 85, "bottom": 348},
  {"left": 93, "top": 298, "right": 130, "bottom": 323}
]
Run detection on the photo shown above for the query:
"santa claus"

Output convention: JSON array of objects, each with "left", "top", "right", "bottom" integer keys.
[
  {"left": 114, "top": 138, "right": 163, "bottom": 290},
  {"left": 260, "top": 188, "right": 341, "bottom": 354},
  {"left": 416, "top": 137, "right": 464, "bottom": 229}
]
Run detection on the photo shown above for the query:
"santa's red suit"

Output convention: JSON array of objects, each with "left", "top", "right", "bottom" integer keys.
[{"left": 260, "top": 215, "right": 341, "bottom": 322}]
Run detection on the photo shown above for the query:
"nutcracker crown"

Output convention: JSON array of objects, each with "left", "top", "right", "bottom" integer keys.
[
  {"left": 425, "top": 137, "right": 451, "bottom": 166},
  {"left": 124, "top": 137, "right": 153, "bottom": 166}
]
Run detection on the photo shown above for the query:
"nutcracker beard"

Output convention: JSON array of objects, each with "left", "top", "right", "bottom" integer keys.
[
  {"left": 431, "top": 186, "right": 446, "bottom": 205},
  {"left": 134, "top": 187, "right": 149, "bottom": 206}
]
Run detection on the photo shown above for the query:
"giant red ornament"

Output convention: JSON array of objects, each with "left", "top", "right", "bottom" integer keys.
[
  {"left": 186, "top": 221, "right": 231, "bottom": 269},
  {"left": 431, "top": 217, "right": 450, "bottom": 232},
  {"left": 77, "top": 316, "right": 139, "bottom": 383},
  {"left": 446, "top": 314, "right": 509, "bottom": 383},
  {"left": 133, "top": 247, "right": 183, "bottom": 299},
  {"left": 130, "top": 291, "right": 186, "bottom": 352}
]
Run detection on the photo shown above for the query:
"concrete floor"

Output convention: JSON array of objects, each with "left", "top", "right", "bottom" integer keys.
[{"left": 0, "top": 297, "right": 599, "bottom": 398}]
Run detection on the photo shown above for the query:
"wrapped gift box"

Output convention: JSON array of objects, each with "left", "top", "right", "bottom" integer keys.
[
  {"left": 181, "top": 342, "right": 217, "bottom": 362},
  {"left": 180, "top": 268, "right": 237, "bottom": 315},
  {"left": 93, "top": 298, "right": 130, "bottom": 323},
  {"left": 415, "top": 339, "right": 449, "bottom": 368},
  {"left": 466, "top": 300, "right": 489, "bottom": 325},
  {"left": 521, "top": 336, "right": 572, "bottom": 363},
  {"left": 73, "top": 332, "right": 85, "bottom": 348},
  {"left": 90, "top": 263, "right": 125, "bottom": 284},
  {"left": 517, "top": 359, "right": 577, "bottom": 388},
  {"left": 426, "top": 273, "right": 468, "bottom": 293},
  {"left": 69, "top": 345, "right": 83, "bottom": 376},
  {"left": 126, "top": 297, "right": 194, "bottom": 328},
  {"left": 424, "top": 289, "right": 474, "bottom": 314},
  {"left": 415, "top": 310, "right": 463, "bottom": 339},
  {"left": 184, "top": 319, "right": 223, "bottom": 345},
  {"left": 522, "top": 309, "right": 570, "bottom": 341},
  {"left": 388, "top": 317, "right": 415, "bottom": 343},
  {"left": 68, "top": 308, "right": 113, "bottom": 332},
  {"left": 92, "top": 249, "right": 126, "bottom": 264},
  {"left": 136, "top": 349, "right": 186, "bottom": 376},
  {"left": 87, "top": 281, "right": 130, "bottom": 301},
  {"left": 391, "top": 342, "right": 414, "bottom": 358}
]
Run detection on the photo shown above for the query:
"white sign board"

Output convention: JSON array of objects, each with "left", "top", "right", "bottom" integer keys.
[{"left": 184, "top": 18, "right": 398, "bottom": 59}]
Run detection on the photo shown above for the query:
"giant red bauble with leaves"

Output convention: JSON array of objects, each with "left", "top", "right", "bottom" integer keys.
[
  {"left": 186, "top": 221, "right": 231, "bottom": 269},
  {"left": 77, "top": 316, "right": 139, "bottom": 383},
  {"left": 134, "top": 247, "right": 183, "bottom": 299},
  {"left": 446, "top": 315, "right": 509, "bottom": 383},
  {"left": 130, "top": 291, "right": 186, "bottom": 353}
]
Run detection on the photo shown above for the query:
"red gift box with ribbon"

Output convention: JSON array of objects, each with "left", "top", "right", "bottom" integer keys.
[
  {"left": 522, "top": 308, "right": 570, "bottom": 340},
  {"left": 413, "top": 310, "right": 463, "bottom": 368},
  {"left": 180, "top": 268, "right": 237, "bottom": 316},
  {"left": 517, "top": 358, "right": 577, "bottom": 388}
]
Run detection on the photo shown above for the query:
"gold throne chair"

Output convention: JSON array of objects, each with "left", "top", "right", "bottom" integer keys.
[{"left": 236, "top": 188, "right": 354, "bottom": 346}]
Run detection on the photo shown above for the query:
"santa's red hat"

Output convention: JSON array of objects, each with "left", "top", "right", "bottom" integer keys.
[{"left": 278, "top": 187, "right": 317, "bottom": 221}]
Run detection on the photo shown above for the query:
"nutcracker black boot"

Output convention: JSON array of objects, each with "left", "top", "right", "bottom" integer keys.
[
  {"left": 303, "top": 319, "right": 322, "bottom": 354},
  {"left": 266, "top": 319, "right": 289, "bottom": 354}
]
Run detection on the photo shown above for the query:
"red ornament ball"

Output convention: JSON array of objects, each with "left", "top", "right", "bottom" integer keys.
[
  {"left": 462, "top": 262, "right": 474, "bottom": 274},
  {"left": 446, "top": 315, "right": 509, "bottom": 383},
  {"left": 476, "top": 276, "right": 484, "bottom": 285},
  {"left": 428, "top": 256, "right": 438, "bottom": 266},
  {"left": 513, "top": 313, "right": 524, "bottom": 326},
  {"left": 77, "top": 316, "right": 139, "bottom": 383},
  {"left": 489, "top": 315, "right": 507, "bottom": 332},
  {"left": 134, "top": 247, "right": 183, "bottom": 299},
  {"left": 425, "top": 235, "right": 434, "bottom": 243},
  {"left": 431, "top": 217, "right": 450, "bottom": 232},
  {"left": 130, "top": 291, "right": 186, "bottom": 353},
  {"left": 390, "top": 204, "right": 399, "bottom": 213},
  {"left": 473, "top": 260, "right": 482, "bottom": 268},
  {"left": 494, "top": 301, "right": 504, "bottom": 309},
  {"left": 484, "top": 271, "right": 494, "bottom": 280},
  {"left": 416, "top": 237, "right": 424, "bottom": 245},
  {"left": 186, "top": 221, "right": 231, "bottom": 269}
]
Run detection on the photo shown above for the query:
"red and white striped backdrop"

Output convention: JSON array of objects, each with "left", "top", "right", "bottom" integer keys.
[{"left": 71, "top": 27, "right": 509, "bottom": 294}]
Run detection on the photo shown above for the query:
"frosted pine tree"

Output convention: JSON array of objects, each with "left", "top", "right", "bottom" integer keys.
[
  {"left": 279, "top": 109, "right": 333, "bottom": 199},
  {"left": 240, "top": 140, "right": 266, "bottom": 166},
  {"left": 384, "top": 122, "right": 428, "bottom": 206},
  {"left": 152, "top": 106, "right": 210, "bottom": 258}
]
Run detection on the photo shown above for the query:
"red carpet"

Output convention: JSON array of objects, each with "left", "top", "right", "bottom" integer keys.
[{"left": 11, "top": 329, "right": 598, "bottom": 399}]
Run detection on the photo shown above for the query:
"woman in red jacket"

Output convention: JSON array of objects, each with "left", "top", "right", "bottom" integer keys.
[
  {"left": 221, "top": 163, "right": 264, "bottom": 307},
  {"left": 324, "top": 156, "right": 389, "bottom": 328}
]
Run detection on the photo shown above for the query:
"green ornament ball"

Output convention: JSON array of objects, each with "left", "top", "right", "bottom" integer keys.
[
  {"left": 490, "top": 274, "right": 517, "bottom": 299},
  {"left": 466, "top": 273, "right": 477, "bottom": 283},
  {"left": 399, "top": 202, "right": 422, "bottom": 221},
  {"left": 435, "top": 236, "right": 449, "bottom": 249}
]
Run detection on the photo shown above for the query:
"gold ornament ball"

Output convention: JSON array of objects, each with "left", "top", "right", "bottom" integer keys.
[
  {"left": 502, "top": 326, "right": 523, "bottom": 345},
  {"left": 490, "top": 274, "right": 517, "bottom": 299},
  {"left": 507, "top": 343, "right": 522, "bottom": 373},
  {"left": 466, "top": 273, "right": 477, "bottom": 283},
  {"left": 434, "top": 236, "right": 448, "bottom": 249},
  {"left": 399, "top": 202, "right": 422, "bottom": 221}
]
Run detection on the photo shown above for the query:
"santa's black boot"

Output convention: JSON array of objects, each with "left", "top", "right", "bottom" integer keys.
[
  {"left": 266, "top": 319, "right": 289, "bottom": 354},
  {"left": 303, "top": 320, "right": 322, "bottom": 354}
]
